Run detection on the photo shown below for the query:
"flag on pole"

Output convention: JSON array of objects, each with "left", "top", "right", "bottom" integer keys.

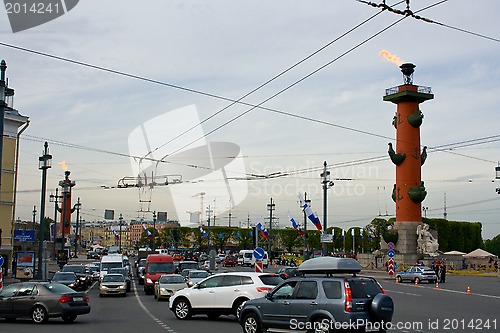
[
  {"left": 288, "top": 211, "right": 304, "bottom": 235},
  {"left": 256, "top": 222, "right": 269, "bottom": 239},
  {"left": 142, "top": 223, "right": 153, "bottom": 240},
  {"left": 298, "top": 193, "right": 322, "bottom": 231},
  {"left": 112, "top": 229, "right": 120, "bottom": 240},
  {"left": 198, "top": 226, "right": 208, "bottom": 239}
]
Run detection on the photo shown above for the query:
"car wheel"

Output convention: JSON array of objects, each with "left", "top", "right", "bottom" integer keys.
[
  {"left": 242, "top": 313, "right": 262, "bottom": 333},
  {"left": 233, "top": 298, "right": 248, "bottom": 320},
  {"left": 173, "top": 298, "right": 192, "bottom": 320},
  {"left": 308, "top": 318, "right": 330, "bottom": 333},
  {"left": 396, "top": 276, "right": 402, "bottom": 283},
  {"left": 62, "top": 314, "right": 77, "bottom": 323},
  {"left": 414, "top": 277, "right": 420, "bottom": 284},
  {"left": 31, "top": 305, "right": 48, "bottom": 324}
]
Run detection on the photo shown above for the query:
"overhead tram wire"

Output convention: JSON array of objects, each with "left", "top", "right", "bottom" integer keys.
[
  {"left": 158, "top": 0, "right": 449, "bottom": 161},
  {"left": 358, "top": 0, "right": 499, "bottom": 43},
  {"left": 146, "top": 4, "right": 400, "bottom": 160}
]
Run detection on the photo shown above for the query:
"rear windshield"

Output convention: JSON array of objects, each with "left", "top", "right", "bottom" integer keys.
[
  {"left": 190, "top": 271, "right": 209, "bottom": 278},
  {"left": 259, "top": 275, "right": 283, "bottom": 286},
  {"left": 101, "top": 262, "right": 123, "bottom": 271},
  {"left": 180, "top": 262, "right": 198, "bottom": 270},
  {"left": 159, "top": 275, "right": 185, "bottom": 284},
  {"left": 44, "top": 283, "right": 77, "bottom": 294},
  {"left": 62, "top": 265, "right": 85, "bottom": 274},
  {"left": 348, "top": 278, "right": 383, "bottom": 298}
]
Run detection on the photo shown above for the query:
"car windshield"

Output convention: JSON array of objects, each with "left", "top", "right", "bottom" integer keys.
[
  {"left": 53, "top": 272, "right": 76, "bottom": 280},
  {"left": 103, "top": 275, "right": 125, "bottom": 282},
  {"left": 179, "top": 262, "right": 198, "bottom": 270},
  {"left": 62, "top": 266, "right": 85, "bottom": 274},
  {"left": 44, "top": 283, "right": 77, "bottom": 294},
  {"left": 101, "top": 262, "right": 123, "bottom": 271},
  {"left": 190, "top": 271, "right": 209, "bottom": 278},
  {"left": 159, "top": 275, "right": 185, "bottom": 284},
  {"left": 148, "top": 262, "right": 174, "bottom": 273},
  {"left": 259, "top": 275, "right": 283, "bottom": 286}
]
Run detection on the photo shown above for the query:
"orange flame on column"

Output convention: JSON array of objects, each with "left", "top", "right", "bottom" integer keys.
[
  {"left": 58, "top": 160, "right": 68, "bottom": 171},
  {"left": 379, "top": 50, "right": 403, "bottom": 66}
]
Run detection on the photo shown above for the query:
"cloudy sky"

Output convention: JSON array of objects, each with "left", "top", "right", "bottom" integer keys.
[{"left": 1, "top": 0, "right": 499, "bottom": 239}]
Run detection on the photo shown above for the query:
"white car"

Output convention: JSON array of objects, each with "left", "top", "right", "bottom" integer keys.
[{"left": 169, "top": 272, "right": 283, "bottom": 320}]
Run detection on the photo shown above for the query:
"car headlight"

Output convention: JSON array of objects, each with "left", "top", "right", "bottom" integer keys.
[
  {"left": 187, "top": 281, "right": 194, "bottom": 287},
  {"left": 146, "top": 278, "right": 153, "bottom": 284},
  {"left": 119, "top": 285, "right": 126, "bottom": 290},
  {"left": 100, "top": 285, "right": 108, "bottom": 290}
]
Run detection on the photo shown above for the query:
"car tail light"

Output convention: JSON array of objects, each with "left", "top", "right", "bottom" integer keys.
[
  {"left": 344, "top": 281, "right": 352, "bottom": 312},
  {"left": 85, "top": 295, "right": 90, "bottom": 302},
  {"left": 256, "top": 287, "right": 272, "bottom": 293},
  {"left": 377, "top": 282, "right": 387, "bottom": 294},
  {"left": 58, "top": 295, "right": 72, "bottom": 303},
  {"left": 283, "top": 273, "right": 289, "bottom": 278}
]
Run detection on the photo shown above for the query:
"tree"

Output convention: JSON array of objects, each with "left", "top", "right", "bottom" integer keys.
[
  {"left": 279, "top": 229, "right": 303, "bottom": 253},
  {"left": 484, "top": 234, "right": 500, "bottom": 257}
]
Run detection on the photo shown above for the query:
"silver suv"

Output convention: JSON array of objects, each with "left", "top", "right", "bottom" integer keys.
[{"left": 239, "top": 257, "right": 394, "bottom": 333}]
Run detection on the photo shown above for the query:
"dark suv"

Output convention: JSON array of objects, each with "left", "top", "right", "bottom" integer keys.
[{"left": 239, "top": 257, "right": 394, "bottom": 333}]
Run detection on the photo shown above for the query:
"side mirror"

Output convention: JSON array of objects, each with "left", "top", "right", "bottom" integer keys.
[{"left": 265, "top": 292, "right": 272, "bottom": 300}]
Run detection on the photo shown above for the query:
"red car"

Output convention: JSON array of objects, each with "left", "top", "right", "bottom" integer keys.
[{"left": 222, "top": 255, "right": 237, "bottom": 267}]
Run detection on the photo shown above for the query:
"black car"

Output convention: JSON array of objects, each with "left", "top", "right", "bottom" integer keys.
[
  {"left": 50, "top": 272, "right": 80, "bottom": 291},
  {"left": 240, "top": 257, "right": 394, "bottom": 333},
  {"left": 61, "top": 264, "right": 91, "bottom": 289},
  {"left": 277, "top": 266, "right": 300, "bottom": 279},
  {"left": 0, "top": 282, "right": 91, "bottom": 323},
  {"left": 87, "top": 251, "right": 100, "bottom": 260}
]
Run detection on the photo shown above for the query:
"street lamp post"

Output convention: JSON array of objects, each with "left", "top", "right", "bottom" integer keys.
[
  {"left": 49, "top": 189, "right": 62, "bottom": 258},
  {"left": 36, "top": 141, "right": 52, "bottom": 279},
  {"left": 119, "top": 213, "right": 123, "bottom": 253},
  {"left": 0, "top": 60, "right": 8, "bottom": 191},
  {"left": 321, "top": 161, "right": 334, "bottom": 256},
  {"left": 302, "top": 193, "right": 311, "bottom": 260},
  {"left": 32, "top": 206, "right": 37, "bottom": 235},
  {"left": 74, "top": 198, "right": 81, "bottom": 257},
  {"left": 152, "top": 211, "right": 156, "bottom": 251},
  {"left": 267, "top": 198, "right": 275, "bottom": 261}
]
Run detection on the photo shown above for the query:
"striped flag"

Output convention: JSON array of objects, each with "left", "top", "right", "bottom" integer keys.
[
  {"left": 198, "top": 226, "right": 208, "bottom": 239},
  {"left": 142, "top": 224, "right": 153, "bottom": 240},
  {"left": 256, "top": 222, "right": 269, "bottom": 239},
  {"left": 288, "top": 211, "right": 304, "bottom": 236},
  {"left": 298, "top": 193, "right": 322, "bottom": 231},
  {"left": 112, "top": 229, "right": 120, "bottom": 240}
]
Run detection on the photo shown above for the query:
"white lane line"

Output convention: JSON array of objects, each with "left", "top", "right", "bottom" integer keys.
[
  {"left": 385, "top": 289, "right": 421, "bottom": 296},
  {"left": 133, "top": 278, "right": 177, "bottom": 332}
]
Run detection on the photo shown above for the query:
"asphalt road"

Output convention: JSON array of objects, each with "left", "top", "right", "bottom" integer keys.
[{"left": 1, "top": 260, "right": 499, "bottom": 333}]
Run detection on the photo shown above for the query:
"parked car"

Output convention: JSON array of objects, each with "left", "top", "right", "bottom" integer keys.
[
  {"left": 184, "top": 269, "right": 211, "bottom": 287},
  {"left": 50, "top": 272, "right": 80, "bottom": 291},
  {"left": 154, "top": 274, "right": 188, "bottom": 301},
  {"left": 240, "top": 257, "right": 394, "bottom": 333},
  {"left": 0, "top": 282, "right": 91, "bottom": 323},
  {"left": 109, "top": 267, "right": 132, "bottom": 292},
  {"left": 61, "top": 264, "right": 91, "bottom": 288},
  {"left": 396, "top": 265, "right": 438, "bottom": 284},
  {"left": 223, "top": 255, "right": 237, "bottom": 267},
  {"left": 99, "top": 274, "right": 128, "bottom": 297},
  {"left": 277, "top": 266, "right": 300, "bottom": 280},
  {"left": 169, "top": 272, "right": 283, "bottom": 320}
]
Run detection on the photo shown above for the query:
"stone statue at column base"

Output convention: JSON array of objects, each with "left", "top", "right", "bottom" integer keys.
[{"left": 416, "top": 223, "right": 439, "bottom": 255}]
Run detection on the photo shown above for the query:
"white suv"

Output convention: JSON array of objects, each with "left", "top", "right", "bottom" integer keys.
[{"left": 169, "top": 272, "right": 282, "bottom": 320}]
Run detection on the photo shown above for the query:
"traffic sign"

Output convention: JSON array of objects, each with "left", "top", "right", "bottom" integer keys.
[
  {"left": 0, "top": 270, "right": 3, "bottom": 291},
  {"left": 0, "top": 255, "right": 4, "bottom": 267},
  {"left": 253, "top": 247, "right": 265, "bottom": 260},
  {"left": 254, "top": 261, "right": 263, "bottom": 273},
  {"left": 387, "top": 242, "right": 395, "bottom": 250},
  {"left": 387, "top": 249, "right": 395, "bottom": 258},
  {"left": 388, "top": 258, "right": 395, "bottom": 276}
]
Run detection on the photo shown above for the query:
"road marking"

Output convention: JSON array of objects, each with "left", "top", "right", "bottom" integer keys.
[
  {"left": 432, "top": 287, "right": 500, "bottom": 299},
  {"left": 385, "top": 289, "right": 421, "bottom": 296},
  {"left": 133, "top": 278, "right": 177, "bottom": 332}
]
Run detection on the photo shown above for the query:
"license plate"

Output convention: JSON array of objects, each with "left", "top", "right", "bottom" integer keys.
[{"left": 73, "top": 297, "right": 84, "bottom": 302}]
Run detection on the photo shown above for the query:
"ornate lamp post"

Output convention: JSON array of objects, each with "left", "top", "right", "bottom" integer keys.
[{"left": 36, "top": 142, "right": 51, "bottom": 279}]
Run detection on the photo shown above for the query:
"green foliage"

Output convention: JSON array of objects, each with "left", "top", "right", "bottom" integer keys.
[
  {"left": 426, "top": 218, "right": 482, "bottom": 253},
  {"left": 276, "top": 229, "right": 303, "bottom": 253},
  {"left": 483, "top": 235, "right": 500, "bottom": 257},
  {"left": 365, "top": 218, "right": 395, "bottom": 250}
]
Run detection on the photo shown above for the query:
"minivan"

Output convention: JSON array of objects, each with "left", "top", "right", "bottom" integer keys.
[{"left": 144, "top": 254, "right": 175, "bottom": 295}]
